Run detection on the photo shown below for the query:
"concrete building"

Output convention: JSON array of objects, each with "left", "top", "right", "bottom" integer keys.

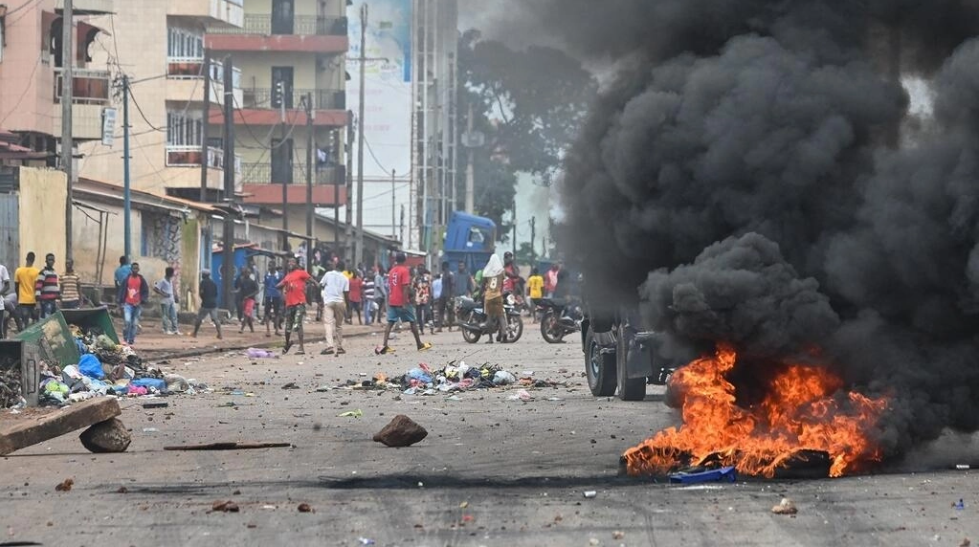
[
  {"left": 0, "top": 0, "right": 115, "bottom": 164},
  {"left": 205, "top": 0, "right": 350, "bottom": 253},
  {"left": 75, "top": 0, "right": 245, "bottom": 199}
]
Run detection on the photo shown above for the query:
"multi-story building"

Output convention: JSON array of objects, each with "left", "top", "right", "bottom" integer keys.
[
  {"left": 205, "top": 0, "right": 350, "bottom": 251},
  {"left": 76, "top": 0, "right": 245, "bottom": 200},
  {"left": 0, "top": 0, "right": 115, "bottom": 164}
]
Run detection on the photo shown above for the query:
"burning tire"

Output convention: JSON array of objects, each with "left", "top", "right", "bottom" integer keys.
[
  {"left": 585, "top": 327, "right": 616, "bottom": 397},
  {"left": 616, "top": 324, "right": 647, "bottom": 401}
]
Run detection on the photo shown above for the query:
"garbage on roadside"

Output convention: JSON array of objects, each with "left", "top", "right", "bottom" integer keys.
[
  {"left": 771, "top": 498, "right": 798, "bottom": 515},
  {"left": 0, "top": 359, "right": 24, "bottom": 409}
]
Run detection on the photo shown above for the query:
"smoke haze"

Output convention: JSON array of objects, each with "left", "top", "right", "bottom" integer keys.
[{"left": 473, "top": 0, "right": 979, "bottom": 458}]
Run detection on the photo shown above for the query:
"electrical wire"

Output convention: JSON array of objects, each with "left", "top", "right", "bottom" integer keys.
[{"left": 128, "top": 85, "right": 167, "bottom": 133}]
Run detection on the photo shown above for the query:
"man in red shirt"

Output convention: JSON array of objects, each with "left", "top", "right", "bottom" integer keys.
[
  {"left": 276, "top": 257, "right": 313, "bottom": 355},
  {"left": 376, "top": 252, "right": 432, "bottom": 355},
  {"left": 117, "top": 262, "right": 149, "bottom": 346}
]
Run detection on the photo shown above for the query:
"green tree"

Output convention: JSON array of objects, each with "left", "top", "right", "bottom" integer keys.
[{"left": 456, "top": 30, "right": 598, "bottom": 242}]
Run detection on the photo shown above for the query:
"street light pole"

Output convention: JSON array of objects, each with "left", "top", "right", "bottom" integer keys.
[{"left": 62, "top": 0, "right": 74, "bottom": 261}]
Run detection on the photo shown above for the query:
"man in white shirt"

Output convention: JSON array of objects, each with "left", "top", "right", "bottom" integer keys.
[
  {"left": 0, "top": 262, "right": 9, "bottom": 339},
  {"left": 319, "top": 260, "right": 349, "bottom": 356}
]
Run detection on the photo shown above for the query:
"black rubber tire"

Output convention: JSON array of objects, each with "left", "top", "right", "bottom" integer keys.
[
  {"left": 585, "top": 327, "right": 616, "bottom": 397},
  {"left": 616, "top": 324, "right": 647, "bottom": 401},
  {"left": 460, "top": 312, "right": 481, "bottom": 344},
  {"left": 540, "top": 312, "right": 565, "bottom": 344},
  {"left": 504, "top": 313, "right": 524, "bottom": 343}
]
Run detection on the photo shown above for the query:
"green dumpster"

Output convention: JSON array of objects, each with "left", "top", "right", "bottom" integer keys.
[
  {"left": 61, "top": 307, "right": 119, "bottom": 344},
  {"left": 14, "top": 312, "right": 80, "bottom": 369},
  {"left": 0, "top": 340, "right": 42, "bottom": 407}
]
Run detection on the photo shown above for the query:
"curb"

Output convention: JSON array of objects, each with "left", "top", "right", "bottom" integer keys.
[{"left": 142, "top": 327, "right": 385, "bottom": 361}]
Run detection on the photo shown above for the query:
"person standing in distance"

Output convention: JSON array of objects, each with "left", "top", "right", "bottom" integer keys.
[
  {"left": 319, "top": 260, "right": 349, "bottom": 356},
  {"left": 118, "top": 262, "right": 149, "bottom": 346},
  {"left": 153, "top": 267, "right": 180, "bottom": 335},
  {"left": 277, "top": 257, "right": 314, "bottom": 355},
  {"left": 375, "top": 253, "right": 432, "bottom": 355},
  {"left": 60, "top": 259, "right": 82, "bottom": 310},
  {"left": 34, "top": 253, "right": 60, "bottom": 319},
  {"left": 192, "top": 269, "right": 223, "bottom": 340}
]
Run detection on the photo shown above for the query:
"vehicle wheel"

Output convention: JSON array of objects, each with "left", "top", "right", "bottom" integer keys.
[
  {"left": 504, "top": 314, "right": 524, "bottom": 343},
  {"left": 585, "top": 327, "right": 616, "bottom": 397},
  {"left": 460, "top": 313, "right": 481, "bottom": 344},
  {"left": 541, "top": 312, "right": 565, "bottom": 344},
  {"left": 616, "top": 324, "right": 646, "bottom": 401}
]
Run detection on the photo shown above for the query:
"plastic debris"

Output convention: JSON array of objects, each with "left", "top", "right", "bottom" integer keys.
[
  {"left": 583, "top": 491, "right": 597, "bottom": 499},
  {"left": 338, "top": 409, "right": 364, "bottom": 418},
  {"left": 771, "top": 498, "right": 798, "bottom": 515}
]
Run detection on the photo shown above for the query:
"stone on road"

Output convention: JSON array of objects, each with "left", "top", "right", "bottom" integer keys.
[
  {"left": 373, "top": 414, "right": 428, "bottom": 447},
  {"left": 79, "top": 418, "right": 132, "bottom": 453}
]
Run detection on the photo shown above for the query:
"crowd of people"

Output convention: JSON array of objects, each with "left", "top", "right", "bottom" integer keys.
[{"left": 0, "top": 248, "right": 572, "bottom": 354}]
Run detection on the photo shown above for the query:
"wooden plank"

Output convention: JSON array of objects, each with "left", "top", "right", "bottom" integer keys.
[
  {"left": 163, "top": 441, "right": 292, "bottom": 451},
  {"left": 0, "top": 398, "right": 122, "bottom": 456}
]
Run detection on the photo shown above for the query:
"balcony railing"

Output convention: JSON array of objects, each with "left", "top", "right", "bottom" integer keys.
[
  {"left": 241, "top": 163, "right": 344, "bottom": 186},
  {"left": 54, "top": 68, "right": 111, "bottom": 105},
  {"left": 241, "top": 88, "right": 345, "bottom": 110},
  {"left": 166, "top": 57, "right": 242, "bottom": 89},
  {"left": 207, "top": 14, "right": 348, "bottom": 36},
  {"left": 166, "top": 145, "right": 242, "bottom": 174}
]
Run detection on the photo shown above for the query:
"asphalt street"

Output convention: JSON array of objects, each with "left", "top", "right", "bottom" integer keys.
[{"left": 2, "top": 327, "right": 979, "bottom": 546}]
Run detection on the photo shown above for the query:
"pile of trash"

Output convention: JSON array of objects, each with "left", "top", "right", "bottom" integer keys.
[
  {"left": 393, "top": 362, "right": 552, "bottom": 395},
  {"left": 1, "top": 357, "right": 23, "bottom": 409},
  {"left": 35, "top": 325, "right": 204, "bottom": 407}
]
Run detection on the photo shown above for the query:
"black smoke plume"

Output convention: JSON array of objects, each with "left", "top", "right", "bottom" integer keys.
[{"left": 491, "top": 0, "right": 979, "bottom": 458}]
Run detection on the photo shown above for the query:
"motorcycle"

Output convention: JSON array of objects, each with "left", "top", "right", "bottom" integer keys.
[
  {"left": 456, "top": 293, "right": 524, "bottom": 344},
  {"left": 538, "top": 298, "right": 583, "bottom": 343}
]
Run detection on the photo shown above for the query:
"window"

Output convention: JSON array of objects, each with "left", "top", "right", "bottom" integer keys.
[
  {"left": 166, "top": 110, "right": 203, "bottom": 147},
  {"left": 167, "top": 26, "right": 203, "bottom": 59}
]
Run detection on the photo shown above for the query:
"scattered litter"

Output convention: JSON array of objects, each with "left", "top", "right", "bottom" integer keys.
[
  {"left": 246, "top": 348, "right": 278, "bottom": 359},
  {"left": 338, "top": 409, "right": 364, "bottom": 418},
  {"left": 357, "top": 539, "right": 375, "bottom": 546},
  {"left": 507, "top": 389, "right": 533, "bottom": 402},
  {"left": 212, "top": 500, "right": 240, "bottom": 513},
  {"left": 298, "top": 503, "right": 313, "bottom": 513},
  {"left": 141, "top": 428, "right": 159, "bottom": 433},
  {"left": 262, "top": 505, "right": 277, "bottom": 510},
  {"left": 771, "top": 498, "right": 798, "bottom": 515},
  {"left": 445, "top": 395, "right": 462, "bottom": 402},
  {"left": 589, "top": 539, "right": 600, "bottom": 546},
  {"left": 583, "top": 491, "right": 597, "bottom": 499},
  {"left": 669, "top": 466, "right": 737, "bottom": 485},
  {"left": 460, "top": 501, "right": 469, "bottom": 509},
  {"left": 55, "top": 478, "right": 74, "bottom": 492},
  {"left": 953, "top": 499, "right": 966, "bottom": 510},
  {"left": 164, "top": 442, "right": 291, "bottom": 451},
  {"left": 142, "top": 402, "right": 169, "bottom": 409},
  {"left": 613, "top": 531, "right": 625, "bottom": 540},
  {"left": 282, "top": 382, "right": 300, "bottom": 390}
]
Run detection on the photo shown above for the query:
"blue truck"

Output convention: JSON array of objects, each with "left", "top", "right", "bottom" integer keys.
[{"left": 441, "top": 211, "right": 497, "bottom": 273}]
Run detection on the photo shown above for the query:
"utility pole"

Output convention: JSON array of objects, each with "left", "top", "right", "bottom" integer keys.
[
  {"left": 277, "top": 79, "right": 289, "bottom": 252},
  {"left": 61, "top": 0, "right": 74, "bottom": 261},
  {"left": 305, "top": 92, "right": 314, "bottom": 274},
  {"left": 221, "top": 56, "right": 236, "bottom": 310},
  {"left": 465, "top": 103, "right": 474, "bottom": 214},
  {"left": 391, "top": 169, "right": 396, "bottom": 238},
  {"left": 122, "top": 76, "right": 132, "bottom": 260},
  {"left": 530, "top": 216, "right": 536, "bottom": 267},
  {"left": 354, "top": 3, "right": 368, "bottom": 268},
  {"left": 199, "top": 49, "right": 212, "bottom": 202},
  {"left": 344, "top": 112, "right": 354, "bottom": 259},
  {"left": 400, "top": 204, "right": 405, "bottom": 245},
  {"left": 511, "top": 198, "right": 517, "bottom": 259}
]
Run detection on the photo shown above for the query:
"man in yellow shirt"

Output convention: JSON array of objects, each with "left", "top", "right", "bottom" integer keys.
[
  {"left": 527, "top": 268, "right": 544, "bottom": 324},
  {"left": 14, "top": 252, "right": 40, "bottom": 328}
]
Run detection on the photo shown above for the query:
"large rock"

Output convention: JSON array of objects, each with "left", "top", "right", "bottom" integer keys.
[
  {"left": 0, "top": 398, "right": 122, "bottom": 456},
  {"left": 373, "top": 415, "right": 428, "bottom": 448},
  {"left": 79, "top": 418, "right": 132, "bottom": 453}
]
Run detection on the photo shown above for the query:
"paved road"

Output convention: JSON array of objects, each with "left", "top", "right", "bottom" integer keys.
[{"left": 2, "top": 328, "right": 978, "bottom": 546}]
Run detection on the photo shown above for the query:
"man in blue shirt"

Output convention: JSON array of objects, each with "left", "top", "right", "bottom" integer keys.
[
  {"left": 263, "top": 263, "right": 284, "bottom": 336},
  {"left": 114, "top": 256, "right": 131, "bottom": 289}
]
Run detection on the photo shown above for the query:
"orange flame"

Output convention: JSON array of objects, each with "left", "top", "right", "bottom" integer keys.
[{"left": 623, "top": 344, "right": 889, "bottom": 478}]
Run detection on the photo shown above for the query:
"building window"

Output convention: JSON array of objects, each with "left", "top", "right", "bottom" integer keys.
[
  {"left": 167, "top": 26, "right": 203, "bottom": 59},
  {"left": 166, "top": 110, "right": 203, "bottom": 147},
  {"left": 141, "top": 211, "right": 181, "bottom": 261}
]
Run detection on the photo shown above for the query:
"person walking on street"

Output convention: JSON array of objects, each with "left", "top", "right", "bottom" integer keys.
[
  {"left": 362, "top": 272, "right": 376, "bottom": 325},
  {"left": 527, "top": 268, "right": 544, "bottom": 323},
  {"left": 414, "top": 268, "right": 434, "bottom": 335},
  {"left": 35, "top": 253, "right": 60, "bottom": 319},
  {"left": 153, "top": 267, "right": 180, "bottom": 335},
  {"left": 432, "top": 272, "right": 442, "bottom": 330},
  {"left": 0, "top": 260, "right": 9, "bottom": 339},
  {"left": 436, "top": 261, "right": 455, "bottom": 333},
  {"left": 545, "top": 262, "right": 561, "bottom": 298},
  {"left": 119, "top": 262, "right": 149, "bottom": 346},
  {"left": 278, "top": 257, "right": 313, "bottom": 355},
  {"left": 454, "top": 261, "right": 474, "bottom": 299},
  {"left": 263, "top": 264, "right": 284, "bottom": 337},
  {"left": 319, "top": 261, "right": 349, "bottom": 355},
  {"left": 481, "top": 255, "right": 507, "bottom": 344},
  {"left": 374, "top": 267, "right": 387, "bottom": 321},
  {"left": 376, "top": 253, "right": 432, "bottom": 355},
  {"left": 238, "top": 266, "right": 260, "bottom": 334},
  {"left": 192, "top": 270, "right": 222, "bottom": 340},
  {"left": 60, "top": 260, "right": 82, "bottom": 310},
  {"left": 348, "top": 271, "right": 363, "bottom": 325}
]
